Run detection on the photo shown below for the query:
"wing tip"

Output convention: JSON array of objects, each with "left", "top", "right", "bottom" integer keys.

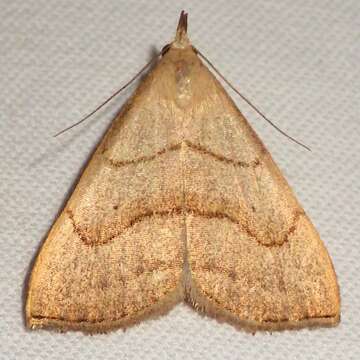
[
  {"left": 25, "top": 285, "right": 183, "bottom": 334},
  {"left": 186, "top": 280, "right": 340, "bottom": 332},
  {"left": 193, "top": 300, "right": 341, "bottom": 333}
]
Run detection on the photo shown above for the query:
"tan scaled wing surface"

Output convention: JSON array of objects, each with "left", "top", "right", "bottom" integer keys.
[
  {"left": 178, "top": 45, "right": 340, "bottom": 330},
  {"left": 26, "top": 25, "right": 340, "bottom": 332},
  {"left": 26, "top": 50, "right": 190, "bottom": 332}
]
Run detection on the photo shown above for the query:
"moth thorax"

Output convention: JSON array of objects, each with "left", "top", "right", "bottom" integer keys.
[{"left": 175, "top": 60, "right": 192, "bottom": 107}]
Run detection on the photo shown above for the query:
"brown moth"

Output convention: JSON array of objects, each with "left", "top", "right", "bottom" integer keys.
[{"left": 26, "top": 11, "right": 340, "bottom": 332}]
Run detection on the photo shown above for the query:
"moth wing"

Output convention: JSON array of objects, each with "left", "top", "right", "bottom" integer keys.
[
  {"left": 182, "top": 52, "right": 340, "bottom": 330},
  {"left": 26, "top": 55, "right": 187, "bottom": 332}
]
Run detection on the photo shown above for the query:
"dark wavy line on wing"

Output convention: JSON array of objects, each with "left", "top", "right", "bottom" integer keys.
[
  {"left": 106, "top": 140, "right": 261, "bottom": 168},
  {"left": 67, "top": 207, "right": 303, "bottom": 248}
]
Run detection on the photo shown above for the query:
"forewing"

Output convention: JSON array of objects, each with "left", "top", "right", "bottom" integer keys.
[
  {"left": 183, "top": 57, "right": 340, "bottom": 330},
  {"left": 26, "top": 55, "right": 186, "bottom": 332}
]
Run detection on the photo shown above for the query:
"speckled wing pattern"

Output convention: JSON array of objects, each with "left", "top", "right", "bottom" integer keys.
[{"left": 26, "top": 14, "right": 340, "bottom": 332}]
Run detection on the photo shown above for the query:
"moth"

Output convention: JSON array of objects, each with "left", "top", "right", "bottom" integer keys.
[{"left": 26, "top": 11, "right": 340, "bottom": 332}]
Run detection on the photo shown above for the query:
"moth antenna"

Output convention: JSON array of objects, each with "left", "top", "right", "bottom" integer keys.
[
  {"left": 53, "top": 51, "right": 163, "bottom": 138},
  {"left": 194, "top": 47, "right": 311, "bottom": 152}
]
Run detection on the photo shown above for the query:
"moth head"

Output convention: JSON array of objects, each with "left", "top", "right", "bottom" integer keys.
[{"left": 172, "top": 10, "right": 191, "bottom": 49}]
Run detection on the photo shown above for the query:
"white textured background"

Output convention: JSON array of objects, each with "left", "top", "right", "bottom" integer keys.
[{"left": 0, "top": 0, "right": 359, "bottom": 359}]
